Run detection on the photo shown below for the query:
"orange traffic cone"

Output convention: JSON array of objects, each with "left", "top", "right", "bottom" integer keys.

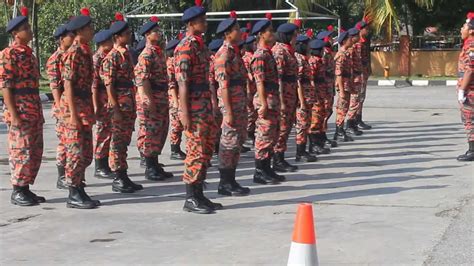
[{"left": 287, "top": 203, "right": 319, "bottom": 266}]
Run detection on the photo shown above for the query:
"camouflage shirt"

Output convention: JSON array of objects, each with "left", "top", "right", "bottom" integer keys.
[
  {"left": 334, "top": 48, "right": 352, "bottom": 92},
  {"left": 46, "top": 48, "right": 66, "bottom": 119},
  {"left": 92, "top": 49, "right": 109, "bottom": 92},
  {"left": 458, "top": 38, "right": 474, "bottom": 92},
  {"left": 134, "top": 44, "right": 168, "bottom": 89},
  {"left": 296, "top": 52, "right": 316, "bottom": 103}
]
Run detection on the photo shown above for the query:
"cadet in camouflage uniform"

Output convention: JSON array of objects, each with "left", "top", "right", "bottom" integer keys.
[
  {"left": 166, "top": 38, "right": 187, "bottom": 160},
  {"left": 135, "top": 16, "right": 174, "bottom": 181},
  {"left": 209, "top": 38, "right": 224, "bottom": 157},
  {"left": 61, "top": 8, "right": 100, "bottom": 208},
  {"left": 1, "top": 7, "right": 45, "bottom": 206},
  {"left": 272, "top": 23, "right": 299, "bottom": 173},
  {"left": 242, "top": 35, "right": 258, "bottom": 145},
  {"left": 101, "top": 13, "right": 143, "bottom": 193},
  {"left": 457, "top": 13, "right": 474, "bottom": 162},
  {"left": 251, "top": 13, "right": 286, "bottom": 185},
  {"left": 92, "top": 29, "right": 114, "bottom": 179},
  {"left": 214, "top": 11, "right": 251, "bottom": 196},
  {"left": 46, "top": 24, "right": 75, "bottom": 189},
  {"left": 175, "top": 2, "right": 221, "bottom": 214},
  {"left": 346, "top": 28, "right": 364, "bottom": 136}
]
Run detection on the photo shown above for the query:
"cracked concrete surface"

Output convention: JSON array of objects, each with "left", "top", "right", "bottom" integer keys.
[{"left": 0, "top": 86, "right": 472, "bottom": 265}]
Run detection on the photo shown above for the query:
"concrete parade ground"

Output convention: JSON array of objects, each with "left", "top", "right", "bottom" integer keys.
[{"left": 0, "top": 85, "right": 472, "bottom": 265}]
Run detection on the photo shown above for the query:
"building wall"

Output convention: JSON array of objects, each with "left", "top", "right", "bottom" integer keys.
[{"left": 371, "top": 50, "right": 459, "bottom": 77}]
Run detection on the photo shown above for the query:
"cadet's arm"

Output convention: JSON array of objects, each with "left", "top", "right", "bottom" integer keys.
[
  {"left": 2, "top": 88, "right": 20, "bottom": 124},
  {"left": 460, "top": 69, "right": 473, "bottom": 91}
]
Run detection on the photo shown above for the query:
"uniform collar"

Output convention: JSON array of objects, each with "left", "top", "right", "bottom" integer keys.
[
  {"left": 12, "top": 41, "right": 32, "bottom": 55},
  {"left": 187, "top": 32, "right": 204, "bottom": 49}
]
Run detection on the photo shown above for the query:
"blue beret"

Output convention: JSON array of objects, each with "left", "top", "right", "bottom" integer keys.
[
  {"left": 216, "top": 18, "right": 237, "bottom": 35},
  {"left": 348, "top": 28, "right": 360, "bottom": 36},
  {"left": 110, "top": 21, "right": 129, "bottom": 35},
  {"left": 165, "top": 39, "right": 180, "bottom": 51},
  {"left": 208, "top": 39, "right": 223, "bottom": 52},
  {"left": 316, "top": 30, "right": 332, "bottom": 40},
  {"left": 251, "top": 20, "right": 271, "bottom": 35},
  {"left": 66, "top": 16, "right": 91, "bottom": 31},
  {"left": 296, "top": 35, "right": 309, "bottom": 43},
  {"left": 7, "top": 16, "right": 28, "bottom": 33},
  {"left": 135, "top": 38, "right": 146, "bottom": 52},
  {"left": 139, "top": 21, "right": 158, "bottom": 36},
  {"left": 337, "top": 31, "right": 349, "bottom": 44},
  {"left": 245, "top": 35, "right": 256, "bottom": 44},
  {"left": 277, "top": 23, "right": 298, "bottom": 34},
  {"left": 53, "top": 24, "right": 69, "bottom": 39},
  {"left": 309, "top": 39, "right": 325, "bottom": 50},
  {"left": 93, "top": 30, "right": 113, "bottom": 44},
  {"left": 182, "top": 6, "right": 206, "bottom": 23}
]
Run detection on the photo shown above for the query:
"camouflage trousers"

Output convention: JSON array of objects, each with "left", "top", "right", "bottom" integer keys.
[
  {"left": 461, "top": 91, "right": 474, "bottom": 142},
  {"left": 169, "top": 106, "right": 184, "bottom": 145},
  {"left": 182, "top": 94, "right": 217, "bottom": 184},
  {"left": 109, "top": 110, "right": 136, "bottom": 171},
  {"left": 94, "top": 92, "right": 111, "bottom": 159},
  {"left": 247, "top": 89, "right": 258, "bottom": 134},
  {"left": 8, "top": 121, "right": 44, "bottom": 186},
  {"left": 213, "top": 109, "right": 223, "bottom": 150},
  {"left": 218, "top": 107, "right": 248, "bottom": 169},
  {"left": 137, "top": 92, "right": 169, "bottom": 157},
  {"left": 295, "top": 104, "right": 311, "bottom": 145},
  {"left": 274, "top": 82, "right": 298, "bottom": 153},
  {"left": 336, "top": 89, "right": 359, "bottom": 126},
  {"left": 357, "top": 73, "right": 369, "bottom": 115},
  {"left": 55, "top": 119, "right": 66, "bottom": 166},
  {"left": 63, "top": 125, "right": 93, "bottom": 186},
  {"left": 310, "top": 89, "right": 334, "bottom": 134},
  {"left": 255, "top": 108, "right": 280, "bottom": 160}
]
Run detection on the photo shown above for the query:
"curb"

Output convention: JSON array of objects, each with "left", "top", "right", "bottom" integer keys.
[{"left": 368, "top": 80, "right": 457, "bottom": 87}]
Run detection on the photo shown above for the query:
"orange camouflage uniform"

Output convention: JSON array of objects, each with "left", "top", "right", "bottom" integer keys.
[
  {"left": 174, "top": 34, "right": 217, "bottom": 184},
  {"left": 215, "top": 41, "right": 248, "bottom": 169},
  {"left": 335, "top": 48, "right": 357, "bottom": 126},
  {"left": 458, "top": 38, "right": 474, "bottom": 141},
  {"left": 308, "top": 54, "right": 326, "bottom": 135},
  {"left": 355, "top": 38, "right": 371, "bottom": 115},
  {"left": 101, "top": 46, "right": 136, "bottom": 172},
  {"left": 46, "top": 48, "right": 66, "bottom": 167},
  {"left": 1, "top": 42, "right": 44, "bottom": 187},
  {"left": 61, "top": 40, "right": 95, "bottom": 186},
  {"left": 295, "top": 52, "right": 316, "bottom": 145},
  {"left": 348, "top": 45, "right": 363, "bottom": 118},
  {"left": 272, "top": 42, "right": 298, "bottom": 153},
  {"left": 242, "top": 50, "right": 257, "bottom": 134},
  {"left": 321, "top": 47, "right": 336, "bottom": 132},
  {"left": 92, "top": 49, "right": 111, "bottom": 160},
  {"left": 210, "top": 53, "right": 222, "bottom": 151},
  {"left": 167, "top": 56, "right": 184, "bottom": 146},
  {"left": 135, "top": 44, "right": 169, "bottom": 157},
  {"left": 251, "top": 45, "right": 280, "bottom": 160}
]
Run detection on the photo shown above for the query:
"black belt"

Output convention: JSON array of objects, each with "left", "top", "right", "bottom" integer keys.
[
  {"left": 300, "top": 78, "right": 311, "bottom": 84},
  {"left": 97, "top": 84, "right": 106, "bottom": 91},
  {"left": 114, "top": 81, "right": 134, "bottom": 88},
  {"left": 150, "top": 82, "right": 168, "bottom": 91},
  {"left": 281, "top": 75, "right": 297, "bottom": 82},
  {"left": 75, "top": 90, "right": 92, "bottom": 99},
  {"left": 229, "top": 79, "right": 246, "bottom": 87},
  {"left": 188, "top": 82, "right": 209, "bottom": 92},
  {"left": 264, "top": 82, "right": 279, "bottom": 92},
  {"left": 12, "top": 88, "right": 39, "bottom": 96}
]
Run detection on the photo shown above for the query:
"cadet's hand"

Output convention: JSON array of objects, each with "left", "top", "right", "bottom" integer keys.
[
  {"left": 458, "top": 90, "right": 467, "bottom": 104},
  {"left": 280, "top": 103, "right": 287, "bottom": 113},
  {"left": 181, "top": 111, "right": 190, "bottom": 131},
  {"left": 113, "top": 109, "right": 123, "bottom": 122},
  {"left": 259, "top": 104, "right": 268, "bottom": 118},
  {"left": 173, "top": 100, "right": 179, "bottom": 109},
  {"left": 225, "top": 112, "right": 234, "bottom": 127},
  {"left": 300, "top": 102, "right": 306, "bottom": 110},
  {"left": 69, "top": 115, "right": 82, "bottom": 130},
  {"left": 10, "top": 114, "right": 21, "bottom": 127}
]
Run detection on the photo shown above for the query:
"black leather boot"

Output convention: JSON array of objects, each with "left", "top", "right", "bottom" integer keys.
[
  {"left": 253, "top": 159, "right": 280, "bottom": 184},
  {"left": 197, "top": 182, "right": 223, "bottom": 210},
  {"left": 112, "top": 170, "right": 137, "bottom": 193},
  {"left": 247, "top": 130, "right": 255, "bottom": 146},
  {"left": 67, "top": 186, "right": 97, "bottom": 209},
  {"left": 11, "top": 186, "right": 38, "bottom": 206},
  {"left": 333, "top": 125, "right": 354, "bottom": 142},
  {"left": 183, "top": 183, "right": 214, "bottom": 214},
  {"left": 273, "top": 152, "right": 298, "bottom": 172},
  {"left": 357, "top": 114, "right": 372, "bottom": 130},
  {"left": 95, "top": 158, "right": 114, "bottom": 179},
  {"left": 56, "top": 165, "right": 68, "bottom": 189},
  {"left": 78, "top": 186, "right": 101, "bottom": 206},
  {"left": 240, "top": 145, "right": 251, "bottom": 153},
  {"left": 296, "top": 143, "right": 318, "bottom": 162},
  {"left": 145, "top": 157, "right": 167, "bottom": 181},
  {"left": 323, "top": 132, "right": 338, "bottom": 147},
  {"left": 309, "top": 134, "right": 330, "bottom": 155},
  {"left": 156, "top": 157, "right": 174, "bottom": 179},
  {"left": 346, "top": 119, "right": 363, "bottom": 136},
  {"left": 24, "top": 185, "right": 46, "bottom": 203},
  {"left": 457, "top": 141, "right": 474, "bottom": 162},
  {"left": 170, "top": 144, "right": 186, "bottom": 160},
  {"left": 267, "top": 158, "right": 286, "bottom": 182},
  {"left": 218, "top": 168, "right": 250, "bottom": 196}
]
